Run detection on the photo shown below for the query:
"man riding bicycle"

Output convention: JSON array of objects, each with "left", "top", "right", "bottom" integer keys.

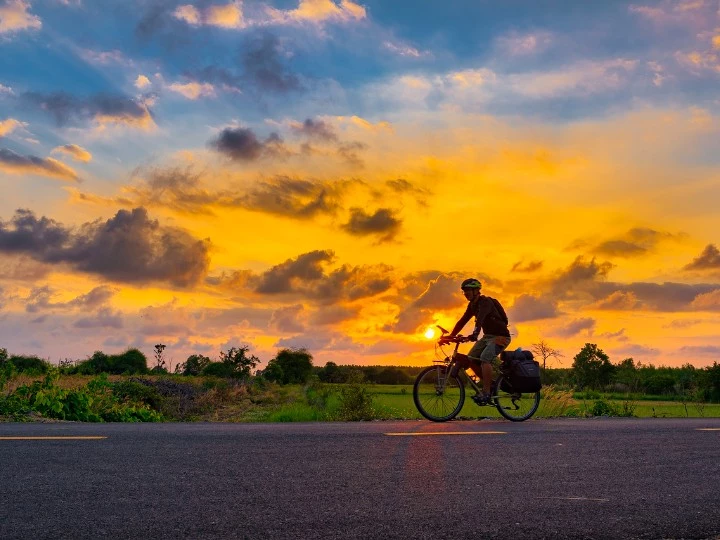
[{"left": 440, "top": 278, "right": 511, "bottom": 405}]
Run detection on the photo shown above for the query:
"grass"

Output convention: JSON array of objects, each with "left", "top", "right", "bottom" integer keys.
[
  {"left": 365, "top": 384, "right": 720, "bottom": 420},
  {"left": 3, "top": 374, "right": 720, "bottom": 422}
]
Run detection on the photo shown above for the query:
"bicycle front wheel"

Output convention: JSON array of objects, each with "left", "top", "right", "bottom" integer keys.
[
  {"left": 493, "top": 375, "right": 540, "bottom": 422},
  {"left": 413, "top": 365, "right": 465, "bottom": 422}
]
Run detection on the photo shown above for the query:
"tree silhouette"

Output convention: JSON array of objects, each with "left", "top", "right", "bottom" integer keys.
[{"left": 531, "top": 340, "right": 564, "bottom": 370}]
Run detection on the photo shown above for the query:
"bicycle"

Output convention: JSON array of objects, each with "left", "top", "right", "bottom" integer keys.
[{"left": 412, "top": 327, "right": 541, "bottom": 422}]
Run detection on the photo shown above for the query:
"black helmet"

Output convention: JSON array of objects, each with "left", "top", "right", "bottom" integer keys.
[{"left": 460, "top": 278, "right": 482, "bottom": 290}]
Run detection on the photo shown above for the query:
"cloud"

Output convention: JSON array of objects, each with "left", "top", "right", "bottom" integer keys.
[
  {"left": 241, "top": 33, "right": 302, "bottom": 93},
  {"left": 341, "top": 208, "right": 401, "bottom": 242},
  {"left": 51, "top": 144, "right": 92, "bottom": 163},
  {"left": 290, "top": 118, "right": 338, "bottom": 141},
  {"left": 256, "top": 250, "right": 333, "bottom": 294},
  {"left": 511, "top": 260, "right": 543, "bottom": 273},
  {"left": 25, "top": 285, "right": 115, "bottom": 313},
  {"left": 382, "top": 41, "right": 426, "bottom": 58},
  {"left": 509, "top": 294, "right": 560, "bottom": 322},
  {"left": 612, "top": 343, "right": 661, "bottom": 357},
  {"left": 590, "top": 291, "right": 642, "bottom": 310},
  {"left": 690, "top": 289, "right": 720, "bottom": 310},
  {"left": 0, "top": 0, "right": 41, "bottom": 34},
  {"left": 0, "top": 84, "right": 13, "bottom": 95},
  {"left": 0, "top": 148, "right": 79, "bottom": 181},
  {"left": 252, "top": 249, "right": 392, "bottom": 303},
  {"left": 71, "top": 167, "right": 362, "bottom": 221},
  {"left": 334, "top": 115, "right": 393, "bottom": 133},
  {"left": 551, "top": 317, "right": 596, "bottom": 338},
  {"left": 684, "top": 244, "right": 720, "bottom": 270},
  {"left": 24, "top": 92, "right": 155, "bottom": 130},
  {"left": 0, "top": 208, "right": 210, "bottom": 287},
  {"left": 0, "top": 118, "right": 25, "bottom": 137},
  {"left": 264, "top": 0, "right": 367, "bottom": 25},
  {"left": 77, "top": 49, "right": 133, "bottom": 66},
  {"left": 590, "top": 228, "right": 683, "bottom": 258},
  {"left": 167, "top": 80, "right": 216, "bottom": 100},
  {"left": 269, "top": 304, "right": 305, "bottom": 333},
  {"left": 134, "top": 75, "right": 151, "bottom": 89},
  {"left": 496, "top": 30, "right": 553, "bottom": 56},
  {"left": 506, "top": 59, "right": 638, "bottom": 98},
  {"left": 593, "top": 282, "right": 718, "bottom": 312},
  {"left": 677, "top": 345, "right": 720, "bottom": 356},
  {"left": 209, "top": 126, "right": 285, "bottom": 161},
  {"left": 73, "top": 308, "right": 124, "bottom": 329},
  {"left": 550, "top": 256, "right": 614, "bottom": 296},
  {"left": 309, "top": 304, "right": 359, "bottom": 325},
  {"left": 173, "top": 2, "right": 245, "bottom": 29},
  {"left": 241, "top": 176, "right": 345, "bottom": 218}
]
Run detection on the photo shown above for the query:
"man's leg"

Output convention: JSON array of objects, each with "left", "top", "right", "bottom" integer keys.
[{"left": 477, "top": 335, "right": 511, "bottom": 396}]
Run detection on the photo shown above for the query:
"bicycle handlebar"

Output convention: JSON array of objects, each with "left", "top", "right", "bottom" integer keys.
[{"left": 437, "top": 334, "right": 470, "bottom": 344}]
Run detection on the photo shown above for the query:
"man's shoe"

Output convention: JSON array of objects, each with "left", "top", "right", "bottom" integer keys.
[{"left": 472, "top": 393, "right": 493, "bottom": 406}]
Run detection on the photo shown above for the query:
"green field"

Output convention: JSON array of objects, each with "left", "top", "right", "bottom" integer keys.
[{"left": 366, "top": 384, "right": 720, "bottom": 420}]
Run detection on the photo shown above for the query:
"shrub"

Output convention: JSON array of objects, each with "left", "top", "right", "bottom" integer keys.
[
  {"left": 73, "top": 349, "right": 148, "bottom": 375},
  {"left": 335, "top": 373, "right": 377, "bottom": 421},
  {"left": 8, "top": 355, "right": 51, "bottom": 374},
  {"left": 202, "top": 361, "right": 236, "bottom": 378}
]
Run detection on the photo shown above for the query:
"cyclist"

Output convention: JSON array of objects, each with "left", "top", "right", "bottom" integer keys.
[{"left": 440, "top": 278, "right": 511, "bottom": 405}]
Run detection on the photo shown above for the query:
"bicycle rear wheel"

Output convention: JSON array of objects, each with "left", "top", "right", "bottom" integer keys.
[
  {"left": 493, "top": 375, "right": 540, "bottom": 422},
  {"left": 413, "top": 365, "right": 465, "bottom": 422}
]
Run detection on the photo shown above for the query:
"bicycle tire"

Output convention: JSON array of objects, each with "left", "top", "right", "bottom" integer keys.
[
  {"left": 413, "top": 365, "right": 465, "bottom": 422},
  {"left": 493, "top": 375, "right": 540, "bottom": 422}
]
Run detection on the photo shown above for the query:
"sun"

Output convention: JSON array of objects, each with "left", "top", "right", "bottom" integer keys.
[{"left": 424, "top": 327, "right": 435, "bottom": 339}]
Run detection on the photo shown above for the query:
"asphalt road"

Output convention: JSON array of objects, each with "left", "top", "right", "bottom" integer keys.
[{"left": 1, "top": 418, "right": 719, "bottom": 540}]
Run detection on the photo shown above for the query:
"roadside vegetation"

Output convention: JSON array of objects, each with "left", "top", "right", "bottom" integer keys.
[{"left": 1, "top": 343, "right": 719, "bottom": 422}]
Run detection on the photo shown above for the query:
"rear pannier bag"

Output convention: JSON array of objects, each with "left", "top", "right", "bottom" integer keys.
[{"left": 501, "top": 350, "right": 542, "bottom": 393}]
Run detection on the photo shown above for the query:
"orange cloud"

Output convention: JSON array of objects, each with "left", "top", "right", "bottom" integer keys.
[
  {"left": 0, "top": 0, "right": 41, "bottom": 34},
  {"left": 168, "top": 81, "right": 216, "bottom": 100},
  {"left": 0, "top": 148, "right": 78, "bottom": 181},
  {"left": 173, "top": 2, "right": 245, "bottom": 29},
  {"left": 0, "top": 118, "right": 24, "bottom": 137},
  {"left": 52, "top": 144, "right": 92, "bottom": 163},
  {"left": 134, "top": 75, "right": 151, "bottom": 89},
  {"left": 265, "top": 0, "right": 367, "bottom": 25}
]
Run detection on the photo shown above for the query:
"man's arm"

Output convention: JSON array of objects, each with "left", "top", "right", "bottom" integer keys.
[{"left": 450, "top": 304, "right": 473, "bottom": 337}]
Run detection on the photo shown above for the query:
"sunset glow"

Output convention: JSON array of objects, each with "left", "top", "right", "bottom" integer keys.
[{"left": 1, "top": 1, "right": 719, "bottom": 368}]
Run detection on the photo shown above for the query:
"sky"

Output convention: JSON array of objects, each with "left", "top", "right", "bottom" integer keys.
[{"left": 1, "top": 0, "right": 720, "bottom": 369}]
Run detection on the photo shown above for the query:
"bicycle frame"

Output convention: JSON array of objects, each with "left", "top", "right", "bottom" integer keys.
[{"left": 435, "top": 339, "right": 498, "bottom": 397}]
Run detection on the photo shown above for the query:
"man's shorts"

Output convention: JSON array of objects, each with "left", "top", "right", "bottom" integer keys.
[{"left": 468, "top": 335, "right": 511, "bottom": 364}]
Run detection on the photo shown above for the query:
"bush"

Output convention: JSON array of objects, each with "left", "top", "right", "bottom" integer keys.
[
  {"left": 334, "top": 373, "right": 377, "bottom": 421},
  {"left": 8, "top": 355, "right": 51, "bottom": 374},
  {"left": 3, "top": 371, "right": 162, "bottom": 422},
  {"left": 73, "top": 349, "right": 148, "bottom": 375},
  {"left": 202, "top": 362, "right": 236, "bottom": 378}
]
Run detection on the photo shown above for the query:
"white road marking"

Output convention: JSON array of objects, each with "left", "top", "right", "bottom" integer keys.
[
  {"left": 385, "top": 431, "right": 506, "bottom": 436},
  {"left": 536, "top": 496, "right": 608, "bottom": 502},
  {"left": 0, "top": 436, "right": 107, "bottom": 440},
  {"left": 696, "top": 428, "right": 720, "bottom": 431}
]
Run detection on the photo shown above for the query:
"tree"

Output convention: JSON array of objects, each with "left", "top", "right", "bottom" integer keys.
[
  {"left": 151, "top": 344, "right": 167, "bottom": 373},
  {"left": 571, "top": 343, "right": 615, "bottom": 390},
  {"left": 179, "top": 354, "right": 211, "bottom": 376},
  {"left": 614, "top": 358, "right": 640, "bottom": 392},
  {"left": 318, "top": 361, "right": 343, "bottom": 383},
  {"left": 213, "top": 346, "right": 260, "bottom": 379},
  {"left": 264, "top": 348, "right": 313, "bottom": 385},
  {"left": 531, "top": 340, "right": 564, "bottom": 370}
]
